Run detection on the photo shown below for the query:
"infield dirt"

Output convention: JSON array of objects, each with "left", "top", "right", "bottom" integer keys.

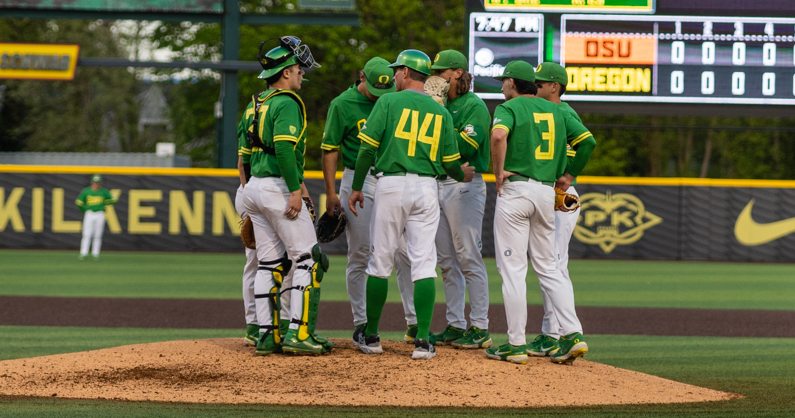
[{"left": 0, "top": 338, "right": 739, "bottom": 407}]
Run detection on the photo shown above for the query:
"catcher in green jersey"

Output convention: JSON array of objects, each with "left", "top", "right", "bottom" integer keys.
[
  {"left": 486, "top": 60, "right": 596, "bottom": 365},
  {"left": 75, "top": 174, "right": 117, "bottom": 260},
  {"left": 426, "top": 50, "right": 493, "bottom": 349},
  {"left": 347, "top": 49, "right": 475, "bottom": 360},
  {"left": 526, "top": 61, "right": 594, "bottom": 360},
  {"left": 240, "top": 36, "right": 331, "bottom": 356},
  {"left": 320, "top": 57, "right": 419, "bottom": 348}
]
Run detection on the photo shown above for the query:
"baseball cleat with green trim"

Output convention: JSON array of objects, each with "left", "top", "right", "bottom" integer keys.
[
  {"left": 282, "top": 329, "right": 322, "bottom": 356},
  {"left": 429, "top": 325, "right": 466, "bottom": 346},
  {"left": 551, "top": 332, "right": 588, "bottom": 364},
  {"left": 313, "top": 333, "right": 334, "bottom": 354},
  {"left": 527, "top": 334, "right": 560, "bottom": 357},
  {"left": 352, "top": 323, "right": 367, "bottom": 347},
  {"left": 485, "top": 343, "right": 528, "bottom": 364},
  {"left": 451, "top": 326, "right": 492, "bottom": 349},
  {"left": 403, "top": 324, "right": 418, "bottom": 344},
  {"left": 244, "top": 324, "right": 259, "bottom": 346},
  {"left": 254, "top": 332, "right": 282, "bottom": 356}
]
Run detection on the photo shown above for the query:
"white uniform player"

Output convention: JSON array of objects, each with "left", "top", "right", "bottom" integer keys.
[{"left": 234, "top": 185, "right": 259, "bottom": 346}]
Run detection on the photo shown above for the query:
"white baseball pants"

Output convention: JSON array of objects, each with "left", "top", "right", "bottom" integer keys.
[
  {"left": 80, "top": 210, "right": 105, "bottom": 257},
  {"left": 494, "top": 180, "right": 582, "bottom": 347},
  {"left": 366, "top": 174, "right": 440, "bottom": 283},
  {"left": 339, "top": 168, "right": 416, "bottom": 327},
  {"left": 435, "top": 174, "right": 490, "bottom": 330},
  {"left": 235, "top": 185, "right": 259, "bottom": 326},
  {"left": 541, "top": 186, "right": 580, "bottom": 339},
  {"left": 243, "top": 177, "right": 317, "bottom": 332}
]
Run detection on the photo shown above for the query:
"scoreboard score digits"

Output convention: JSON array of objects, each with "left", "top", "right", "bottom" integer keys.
[{"left": 561, "top": 15, "right": 795, "bottom": 104}]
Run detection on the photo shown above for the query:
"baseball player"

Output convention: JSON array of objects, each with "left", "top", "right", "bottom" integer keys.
[
  {"left": 486, "top": 60, "right": 596, "bottom": 364},
  {"left": 528, "top": 62, "right": 593, "bottom": 359},
  {"left": 75, "top": 174, "right": 117, "bottom": 260},
  {"left": 348, "top": 49, "right": 475, "bottom": 360},
  {"left": 426, "top": 50, "right": 492, "bottom": 349},
  {"left": 320, "top": 57, "right": 419, "bottom": 347},
  {"left": 241, "top": 36, "right": 331, "bottom": 356}
]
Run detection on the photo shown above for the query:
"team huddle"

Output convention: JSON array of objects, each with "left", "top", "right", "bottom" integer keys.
[{"left": 235, "top": 36, "right": 596, "bottom": 364}]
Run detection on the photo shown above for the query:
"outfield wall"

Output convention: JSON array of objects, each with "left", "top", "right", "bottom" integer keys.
[{"left": 2, "top": 165, "right": 794, "bottom": 261}]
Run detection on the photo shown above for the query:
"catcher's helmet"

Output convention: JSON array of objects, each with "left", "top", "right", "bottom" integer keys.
[
  {"left": 388, "top": 49, "right": 432, "bottom": 75},
  {"left": 257, "top": 36, "right": 321, "bottom": 80}
]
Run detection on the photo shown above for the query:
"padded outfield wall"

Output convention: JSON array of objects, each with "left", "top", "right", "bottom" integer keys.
[{"left": 1, "top": 165, "right": 794, "bottom": 261}]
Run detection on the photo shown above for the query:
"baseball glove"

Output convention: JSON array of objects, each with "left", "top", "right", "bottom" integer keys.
[
  {"left": 554, "top": 188, "right": 580, "bottom": 212},
  {"left": 240, "top": 216, "right": 256, "bottom": 249},
  {"left": 303, "top": 197, "right": 316, "bottom": 223},
  {"left": 315, "top": 208, "right": 347, "bottom": 243},
  {"left": 424, "top": 75, "right": 450, "bottom": 106}
]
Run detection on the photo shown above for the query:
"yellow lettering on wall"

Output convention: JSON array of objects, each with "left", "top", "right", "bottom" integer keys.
[
  {"left": 584, "top": 210, "right": 607, "bottom": 227},
  {"left": 579, "top": 67, "right": 593, "bottom": 91},
  {"left": 31, "top": 188, "right": 44, "bottom": 232},
  {"left": 612, "top": 211, "right": 634, "bottom": 228},
  {"left": 104, "top": 189, "right": 122, "bottom": 234},
  {"left": 128, "top": 190, "right": 162, "bottom": 234},
  {"left": 593, "top": 67, "right": 607, "bottom": 91},
  {"left": 52, "top": 188, "right": 81, "bottom": 233},
  {"left": 212, "top": 191, "right": 240, "bottom": 236},
  {"left": 0, "top": 187, "right": 26, "bottom": 232},
  {"left": 621, "top": 68, "right": 635, "bottom": 92},
  {"left": 567, "top": 67, "right": 651, "bottom": 93},
  {"left": 636, "top": 68, "right": 651, "bottom": 92},
  {"left": 607, "top": 68, "right": 621, "bottom": 92},
  {"left": 169, "top": 190, "right": 205, "bottom": 235},
  {"left": 567, "top": 67, "right": 579, "bottom": 90}
]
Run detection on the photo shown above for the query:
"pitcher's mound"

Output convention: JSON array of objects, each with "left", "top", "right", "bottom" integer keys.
[{"left": 0, "top": 338, "right": 738, "bottom": 407}]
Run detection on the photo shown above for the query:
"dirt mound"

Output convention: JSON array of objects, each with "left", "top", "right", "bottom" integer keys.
[{"left": 0, "top": 338, "right": 738, "bottom": 407}]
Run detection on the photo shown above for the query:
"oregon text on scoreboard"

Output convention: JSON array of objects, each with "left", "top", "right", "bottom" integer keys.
[{"left": 561, "top": 15, "right": 795, "bottom": 104}]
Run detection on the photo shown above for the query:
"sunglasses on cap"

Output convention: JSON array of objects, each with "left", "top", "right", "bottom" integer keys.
[{"left": 257, "top": 36, "right": 321, "bottom": 71}]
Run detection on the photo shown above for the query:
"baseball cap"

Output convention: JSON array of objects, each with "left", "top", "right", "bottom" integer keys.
[
  {"left": 493, "top": 60, "right": 536, "bottom": 83},
  {"left": 535, "top": 62, "right": 568, "bottom": 86},
  {"left": 91, "top": 174, "right": 102, "bottom": 183},
  {"left": 363, "top": 57, "right": 396, "bottom": 97},
  {"left": 430, "top": 50, "right": 468, "bottom": 70}
]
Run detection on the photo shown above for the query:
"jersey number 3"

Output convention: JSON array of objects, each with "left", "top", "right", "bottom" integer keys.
[
  {"left": 394, "top": 108, "right": 442, "bottom": 161},
  {"left": 533, "top": 113, "right": 555, "bottom": 160}
]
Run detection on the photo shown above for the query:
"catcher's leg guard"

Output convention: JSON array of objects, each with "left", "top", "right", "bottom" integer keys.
[
  {"left": 255, "top": 254, "right": 292, "bottom": 347},
  {"left": 291, "top": 245, "right": 332, "bottom": 352}
]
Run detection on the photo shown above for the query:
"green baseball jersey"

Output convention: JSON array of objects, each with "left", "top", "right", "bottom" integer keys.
[
  {"left": 243, "top": 90, "right": 307, "bottom": 182},
  {"left": 559, "top": 101, "right": 582, "bottom": 186},
  {"left": 492, "top": 97, "right": 592, "bottom": 183},
  {"left": 357, "top": 90, "right": 461, "bottom": 177},
  {"left": 447, "top": 91, "right": 490, "bottom": 173},
  {"left": 75, "top": 187, "right": 117, "bottom": 212},
  {"left": 320, "top": 83, "right": 374, "bottom": 169}
]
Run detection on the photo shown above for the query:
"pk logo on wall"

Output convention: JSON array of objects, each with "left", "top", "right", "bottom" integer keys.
[{"left": 573, "top": 191, "right": 662, "bottom": 253}]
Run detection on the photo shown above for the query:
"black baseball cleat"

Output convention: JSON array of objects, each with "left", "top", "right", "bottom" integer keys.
[
  {"left": 358, "top": 333, "right": 383, "bottom": 354},
  {"left": 412, "top": 338, "right": 436, "bottom": 360},
  {"left": 352, "top": 323, "right": 367, "bottom": 348}
]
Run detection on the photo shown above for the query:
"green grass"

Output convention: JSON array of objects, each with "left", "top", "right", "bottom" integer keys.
[
  {"left": 2, "top": 250, "right": 794, "bottom": 310},
  {"left": 1, "top": 326, "right": 794, "bottom": 417}
]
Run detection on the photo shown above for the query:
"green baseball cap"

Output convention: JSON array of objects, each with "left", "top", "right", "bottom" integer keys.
[
  {"left": 493, "top": 60, "right": 536, "bottom": 83},
  {"left": 363, "top": 57, "right": 396, "bottom": 97},
  {"left": 91, "top": 174, "right": 102, "bottom": 183},
  {"left": 535, "top": 62, "right": 568, "bottom": 86},
  {"left": 430, "top": 50, "right": 468, "bottom": 70},
  {"left": 388, "top": 49, "right": 432, "bottom": 76}
]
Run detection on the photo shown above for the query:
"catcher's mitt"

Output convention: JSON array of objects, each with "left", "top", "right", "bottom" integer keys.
[
  {"left": 315, "top": 208, "right": 347, "bottom": 243},
  {"left": 424, "top": 75, "right": 450, "bottom": 106},
  {"left": 554, "top": 188, "right": 580, "bottom": 212},
  {"left": 303, "top": 196, "right": 316, "bottom": 223},
  {"left": 240, "top": 216, "right": 256, "bottom": 249}
]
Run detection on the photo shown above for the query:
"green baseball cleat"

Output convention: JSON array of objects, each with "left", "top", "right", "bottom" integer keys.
[
  {"left": 244, "top": 324, "right": 259, "bottom": 347},
  {"left": 451, "top": 326, "right": 492, "bottom": 349},
  {"left": 551, "top": 332, "right": 588, "bottom": 364},
  {"left": 403, "top": 324, "right": 418, "bottom": 344},
  {"left": 282, "top": 329, "right": 323, "bottom": 356},
  {"left": 254, "top": 332, "right": 282, "bottom": 356},
  {"left": 429, "top": 325, "right": 466, "bottom": 346},
  {"left": 313, "top": 333, "right": 334, "bottom": 354},
  {"left": 527, "top": 334, "right": 560, "bottom": 357},
  {"left": 485, "top": 343, "right": 528, "bottom": 364}
]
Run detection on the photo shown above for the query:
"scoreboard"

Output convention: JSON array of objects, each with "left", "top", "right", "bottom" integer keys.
[{"left": 561, "top": 15, "right": 795, "bottom": 104}]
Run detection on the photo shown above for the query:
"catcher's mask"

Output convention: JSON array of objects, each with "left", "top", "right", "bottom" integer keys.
[{"left": 257, "top": 36, "right": 321, "bottom": 73}]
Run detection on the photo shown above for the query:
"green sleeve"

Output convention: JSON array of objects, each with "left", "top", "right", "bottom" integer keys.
[
  {"left": 491, "top": 105, "right": 514, "bottom": 136},
  {"left": 320, "top": 100, "right": 344, "bottom": 152},
  {"left": 441, "top": 114, "right": 465, "bottom": 182},
  {"left": 103, "top": 188, "right": 117, "bottom": 205},
  {"left": 357, "top": 97, "right": 387, "bottom": 150},
  {"left": 352, "top": 142, "right": 377, "bottom": 191},
  {"left": 456, "top": 106, "right": 489, "bottom": 161},
  {"left": 563, "top": 114, "right": 596, "bottom": 177},
  {"left": 75, "top": 188, "right": 87, "bottom": 212},
  {"left": 275, "top": 141, "right": 301, "bottom": 192},
  {"left": 238, "top": 102, "right": 253, "bottom": 164}
]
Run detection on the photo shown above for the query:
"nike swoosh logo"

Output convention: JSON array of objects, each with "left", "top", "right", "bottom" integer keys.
[
  {"left": 459, "top": 190, "right": 469, "bottom": 194},
  {"left": 452, "top": 110, "right": 459, "bottom": 113},
  {"left": 495, "top": 351, "right": 510, "bottom": 355},
  {"left": 474, "top": 337, "right": 488, "bottom": 343},
  {"left": 734, "top": 199, "right": 795, "bottom": 246}
]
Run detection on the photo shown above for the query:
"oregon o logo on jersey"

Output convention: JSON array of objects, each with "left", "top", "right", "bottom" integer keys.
[{"left": 573, "top": 191, "right": 662, "bottom": 254}]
